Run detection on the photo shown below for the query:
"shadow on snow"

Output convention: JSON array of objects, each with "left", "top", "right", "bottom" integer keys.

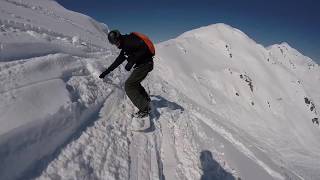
[
  {"left": 142, "top": 95, "right": 184, "bottom": 133},
  {"left": 200, "top": 150, "right": 236, "bottom": 180}
]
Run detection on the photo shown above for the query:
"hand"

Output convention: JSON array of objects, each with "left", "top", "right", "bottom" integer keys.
[
  {"left": 99, "top": 70, "right": 109, "bottom": 79},
  {"left": 125, "top": 61, "right": 134, "bottom": 71}
]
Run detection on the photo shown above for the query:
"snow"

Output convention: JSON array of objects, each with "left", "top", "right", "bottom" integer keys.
[
  {"left": 0, "top": 0, "right": 319, "bottom": 180},
  {"left": 155, "top": 23, "right": 320, "bottom": 179}
]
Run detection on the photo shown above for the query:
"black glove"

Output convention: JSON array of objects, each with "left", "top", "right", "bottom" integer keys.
[
  {"left": 125, "top": 61, "right": 134, "bottom": 71},
  {"left": 99, "top": 70, "right": 110, "bottom": 79}
]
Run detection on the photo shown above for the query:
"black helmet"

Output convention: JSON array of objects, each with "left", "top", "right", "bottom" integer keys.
[{"left": 108, "top": 30, "right": 121, "bottom": 45}]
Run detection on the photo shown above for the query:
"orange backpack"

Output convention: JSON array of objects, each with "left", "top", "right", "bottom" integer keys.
[{"left": 132, "top": 32, "right": 155, "bottom": 56}]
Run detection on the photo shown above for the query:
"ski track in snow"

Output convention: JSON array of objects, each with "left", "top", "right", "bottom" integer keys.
[
  {"left": 30, "top": 59, "right": 295, "bottom": 180},
  {"left": 1, "top": 49, "right": 305, "bottom": 180},
  {"left": 0, "top": 49, "right": 287, "bottom": 180},
  {"left": 34, "top": 66, "right": 240, "bottom": 180},
  {"left": 35, "top": 76, "right": 180, "bottom": 180}
]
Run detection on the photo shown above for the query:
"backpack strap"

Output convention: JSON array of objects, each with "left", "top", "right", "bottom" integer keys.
[{"left": 132, "top": 32, "right": 155, "bottom": 56}]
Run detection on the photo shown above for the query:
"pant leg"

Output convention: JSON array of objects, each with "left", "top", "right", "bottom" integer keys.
[
  {"left": 125, "top": 62, "right": 153, "bottom": 111},
  {"left": 138, "top": 84, "right": 150, "bottom": 101}
]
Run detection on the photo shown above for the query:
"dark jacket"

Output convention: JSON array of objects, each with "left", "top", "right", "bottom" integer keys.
[{"left": 105, "top": 33, "right": 154, "bottom": 73}]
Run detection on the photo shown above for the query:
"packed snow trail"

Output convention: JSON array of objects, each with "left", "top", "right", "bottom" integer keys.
[{"left": 128, "top": 121, "right": 164, "bottom": 180}]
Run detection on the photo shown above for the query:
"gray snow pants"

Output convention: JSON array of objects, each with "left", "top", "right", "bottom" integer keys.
[{"left": 125, "top": 61, "right": 153, "bottom": 111}]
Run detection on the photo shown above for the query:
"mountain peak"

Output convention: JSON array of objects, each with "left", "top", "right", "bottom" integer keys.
[
  {"left": 268, "top": 42, "right": 293, "bottom": 50},
  {"left": 178, "top": 23, "right": 243, "bottom": 38},
  {"left": 174, "top": 23, "right": 254, "bottom": 46},
  {"left": 268, "top": 42, "right": 303, "bottom": 56},
  {"left": 280, "top": 42, "right": 291, "bottom": 47},
  {"left": 204, "top": 23, "right": 234, "bottom": 30}
]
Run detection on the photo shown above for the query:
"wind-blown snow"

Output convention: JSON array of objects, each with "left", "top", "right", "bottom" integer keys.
[{"left": 0, "top": 0, "right": 319, "bottom": 180}]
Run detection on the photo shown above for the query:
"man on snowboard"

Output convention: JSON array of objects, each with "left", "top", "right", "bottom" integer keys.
[{"left": 99, "top": 30, "right": 155, "bottom": 118}]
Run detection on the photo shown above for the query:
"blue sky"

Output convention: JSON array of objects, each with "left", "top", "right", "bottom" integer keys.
[{"left": 56, "top": 0, "right": 320, "bottom": 63}]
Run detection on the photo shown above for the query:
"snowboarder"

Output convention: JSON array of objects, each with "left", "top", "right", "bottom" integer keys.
[{"left": 99, "top": 30, "right": 155, "bottom": 118}]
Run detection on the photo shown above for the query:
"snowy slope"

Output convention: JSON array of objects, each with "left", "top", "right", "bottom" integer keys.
[
  {"left": 0, "top": 0, "right": 110, "bottom": 61},
  {"left": 0, "top": 0, "right": 114, "bottom": 179},
  {"left": 268, "top": 43, "right": 320, "bottom": 115},
  {"left": 155, "top": 24, "right": 320, "bottom": 179},
  {"left": 1, "top": 0, "right": 320, "bottom": 180}
]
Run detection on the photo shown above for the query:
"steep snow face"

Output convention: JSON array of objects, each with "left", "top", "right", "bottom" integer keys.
[
  {"left": 0, "top": 0, "right": 115, "bottom": 179},
  {"left": 156, "top": 23, "right": 320, "bottom": 179},
  {"left": 268, "top": 43, "right": 320, "bottom": 113},
  {"left": 0, "top": 0, "right": 110, "bottom": 61}
]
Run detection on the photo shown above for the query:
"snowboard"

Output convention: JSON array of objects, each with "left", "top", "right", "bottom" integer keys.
[{"left": 130, "top": 116, "right": 150, "bottom": 132}]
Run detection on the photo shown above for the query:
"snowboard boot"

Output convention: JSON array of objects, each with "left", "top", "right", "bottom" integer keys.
[
  {"left": 132, "top": 104, "right": 151, "bottom": 118},
  {"left": 133, "top": 110, "right": 149, "bottom": 118}
]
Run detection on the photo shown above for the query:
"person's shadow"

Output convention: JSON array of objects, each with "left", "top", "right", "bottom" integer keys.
[
  {"left": 200, "top": 150, "right": 236, "bottom": 180},
  {"left": 142, "top": 95, "right": 184, "bottom": 133}
]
